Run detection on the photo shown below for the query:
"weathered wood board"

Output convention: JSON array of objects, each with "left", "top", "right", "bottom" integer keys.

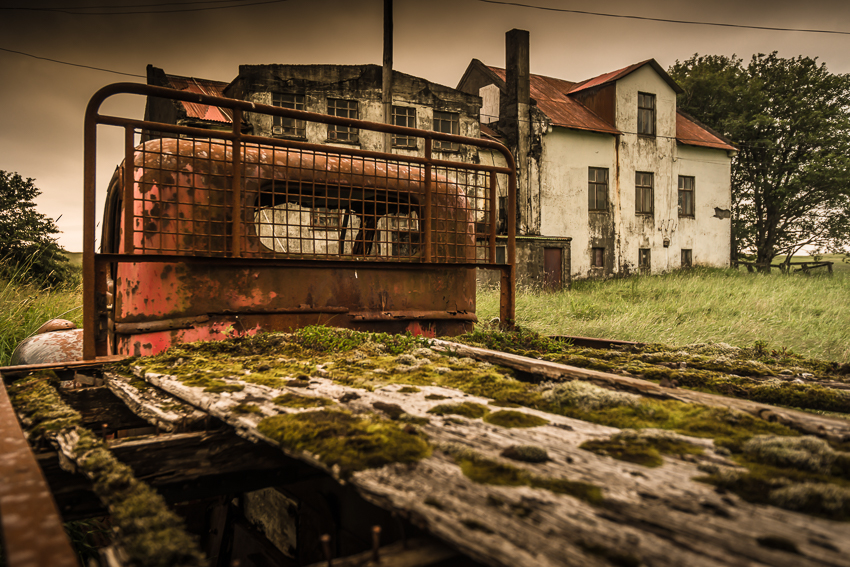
[{"left": 107, "top": 336, "right": 850, "bottom": 567}]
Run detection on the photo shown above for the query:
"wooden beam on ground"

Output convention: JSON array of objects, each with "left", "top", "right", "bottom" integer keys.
[
  {"left": 105, "top": 372, "right": 210, "bottom": 433},
  {"left": 37, "top": 430, "right": 324, "bottom": 520},
  {"left": 432, "top": 340, "right": 850, "bottom": 442}
]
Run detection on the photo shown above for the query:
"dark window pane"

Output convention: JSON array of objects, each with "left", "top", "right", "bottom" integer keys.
[
  {"left": 433, "top": 111, "right": 459, "bottom": 151},
  {"left": 328, "top": 99, "right": 358, "bottom": 143}
]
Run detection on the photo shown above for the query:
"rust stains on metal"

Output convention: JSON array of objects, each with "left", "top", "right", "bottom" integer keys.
[
  {"left": 34, "top": 318, "right": 77, "bottom": 335},
  {"left": 161, "top": 73, "right": 233, "bottom": 123},
  {"left": 567, "top": 59, "right": 683, "bottom": 95},
  {"left": 0, "top": 378, "right": 79, "bottom": 567}
]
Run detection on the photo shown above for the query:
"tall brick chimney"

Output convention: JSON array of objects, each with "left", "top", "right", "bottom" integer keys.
[{"left": 503, "top": 29, "right": 533, "bottom": 234}]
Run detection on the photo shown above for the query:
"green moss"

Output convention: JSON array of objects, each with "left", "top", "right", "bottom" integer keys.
[
  {"left": 580, "top": 430, "right": 703, "bottom": 468},
  {"left": 257, "top": 409, "right": 431, "bottom": 477},
  {"left": 445, "top": 445, "right": 602, "bottom": 505},
  {"left": 129, "top": 378, "right": 151, "bottom": 391},
  {"left": 483, "top": 410, "right": 549, "bottom": 428},
  {"left": 425, "top": 394, "right": 449, "bottom": 400},
  {"left": 398, "top": 386, "right": 421, "bottom": 393},
  {"left": 501, "top": 445, "right": 550, "bottom": 463},
  {"left": 8, "top": 373, "right": 205, "bottom": 567},
  {"left": 272, "top": 393, "right": 333, "bottom": 409},
  {"left": 456, "top": 331, "right": 850, "bottom": 415},
  {"left": 232, "top": 403, "right": 262, "bottom": 415},
  {"left": 428, "top": 402, "right": 489, "bottom": 419}
]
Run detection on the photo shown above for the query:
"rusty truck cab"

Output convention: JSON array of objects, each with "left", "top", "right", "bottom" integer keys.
[{"left": 84, "top": 84, "right": 516, "bottom": 359}]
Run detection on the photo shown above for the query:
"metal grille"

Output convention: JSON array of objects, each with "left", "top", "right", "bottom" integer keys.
[{"left": 120, "top": 138, "right": 497, "bottom": 264}]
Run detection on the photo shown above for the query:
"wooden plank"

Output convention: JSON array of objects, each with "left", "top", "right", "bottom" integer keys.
[
  {"left": 122, "top": 362, "right": 850, "bottom": 567},
  {"left": 37, "top": 430, "right": 321, "bottom": 520},
  {"left": 432, "top": 339, "right": 850, "bottom": 443},
  {"left": 105, "top": 372, "right": 209, "bottom": 433}
]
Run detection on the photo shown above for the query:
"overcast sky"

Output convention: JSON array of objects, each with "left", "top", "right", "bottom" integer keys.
[{"left": 1, "top": 0, "right": 848, "bottom": 251}]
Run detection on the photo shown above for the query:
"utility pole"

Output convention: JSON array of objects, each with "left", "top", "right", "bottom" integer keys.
[{"left": 382, "top": 0, "right": 393, "bottom": 152}]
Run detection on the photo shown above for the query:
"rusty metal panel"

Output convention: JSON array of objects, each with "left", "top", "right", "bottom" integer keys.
[
  {"left": 0, "top": 378, "right": 79, "bottom": 567},
  {"left": 164, "top": 74, "right": 233, "bottom": 123},
  {"left": 83, "top": 84, "right": 517, "bottom": 358},
  {"left": 676, "top": 111, "right": 737, "bottom": 151}
]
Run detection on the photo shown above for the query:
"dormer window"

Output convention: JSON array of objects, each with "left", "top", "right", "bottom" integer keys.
[{"left": 637, "top": 92, "right": 656, "bottom": 137}]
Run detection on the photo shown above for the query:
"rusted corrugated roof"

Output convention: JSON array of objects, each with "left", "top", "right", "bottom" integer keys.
[
  {"left": 480, "top": 123, "right": 504, "bottom": 142},
  {"left": 165, "top": 74, "right": 233, "bottom": 123},
  {"left": 676, "top": 111, "right": 736, "bottom": 151},
  {"left": 487, "top": 66, "right": 620, "bottom": 135},
  {"left": 568, "top": 59, "right": 683, "bottom": 95},
  {"left": 484, "top": 63, "right": 731, "bottom": 150}
]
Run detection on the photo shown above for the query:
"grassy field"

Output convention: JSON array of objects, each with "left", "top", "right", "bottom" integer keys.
[
  {"left": 0, "top": 268, "right": 82, "bottom": 366},
  {"left": 477, "top": 267, "right": 850, "bottom": 363}
]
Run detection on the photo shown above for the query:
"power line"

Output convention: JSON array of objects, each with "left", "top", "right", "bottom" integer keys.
[
  {"left": 0, "top": 0, "right": 257, "bottom": 10},
  {"left": 477, "top": 0, "right": 850, "bottom": 36},
  {"left": 0, "top": 47, "right": 144, "bottom": 78},
  {"left": 1, "top": 0, "right": 287, "bottom": 16}
]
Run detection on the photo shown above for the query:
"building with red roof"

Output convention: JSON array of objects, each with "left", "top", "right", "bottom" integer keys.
[{"left": 458, "top": 30, "right": 736, "bottom": 282}]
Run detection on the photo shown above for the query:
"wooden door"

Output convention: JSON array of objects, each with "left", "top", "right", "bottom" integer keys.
[{"left": 544, "top": 247, "right": 562, "bottom": 290}]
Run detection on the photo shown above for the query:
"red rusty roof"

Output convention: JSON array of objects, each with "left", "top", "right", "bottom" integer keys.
[
  {"left": 485, "top": 63, "right": 732, "bottom": 150},
  {"left": 676, "top": 111, "right": 736, "bottom": 151},
  {"left": 568, "top": 59, "right": 683, "bottom": 95},
  {"left": 487, "top": 66, "right": 620, "bottom": 135},
  {"left": 164, "top": 74, "right": 233, "bottom": 123}
]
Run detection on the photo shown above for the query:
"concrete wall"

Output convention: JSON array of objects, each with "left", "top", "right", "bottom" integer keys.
[
  {"left": 227, "top": 65, "right": 481, "bottom": 164},
  {"left": 537, "top": 128, "right": 617, "bottom": 278},
  {"left": 674, "top": 145, "right": 732, "bottom": 267},
  {"left": 614, "top": 65, "right": 680, "bottom": 275}
]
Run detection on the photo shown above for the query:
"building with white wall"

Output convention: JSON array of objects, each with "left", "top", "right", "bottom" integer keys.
[{"left": 458, "top": 30, "right": 736, "bottom": 282}]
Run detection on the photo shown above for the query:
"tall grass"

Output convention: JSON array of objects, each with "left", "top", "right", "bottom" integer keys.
[
  {"left": 0, "top": 262, "right": 82, "bottom": 366},
  {"left": 478, "top": 268, "right": 850, "bottom": 363}
]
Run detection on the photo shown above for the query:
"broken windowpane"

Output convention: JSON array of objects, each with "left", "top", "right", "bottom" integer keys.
[
  {"left": 327, "top": 98, "right": 358, "bottom": 143},
  {"left": 591, "top": 247, "right": 604, "bottom": 268},
  {"left": 678, "top": 176, "right": 695, "bottom": 217},
  {"left": 392, "top": 106, "right": 417, "bottom": 148},
  {"left": 588, "top": 167, "right": 608, "bottom": 211},
  {"left": 635, "top": 171, "right": 654, "bottom": 214},
  {"left": 681, "top": 249, "right": 693, "bottom": 268},
  {"left": 639, "top": 248, "right": 651, "bottom": 274},
  {"left": 311, "top": 207, "right": 341, "bottom": 230},
  {"left": 433, "top": 111, "right": 459, "bottom": 151},
  {"left": 638, "top": 92, "right": 656, "bottom": 137},
  {"left": 272, "top": 93, "right": 306, "bottom": 138}
]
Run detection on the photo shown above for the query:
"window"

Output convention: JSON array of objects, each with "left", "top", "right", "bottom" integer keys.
[
  {"left": 681, "top": 249, "right": 693, "bottom": 268},
  {"left": 678, "top": 176, "right": 695, "bottom": 217},
  {"left": 591, "top": 247, "right": 605, "bottom": 268},
  {"left": 635, "top": 172, "right": 654, "bottom": 214},
  {"left": 392, "top": 106, "right": 416, "bottom": 148},
  {"left": 271, "top": 93, "right": 305, "bottom": 138},
  {"left": 311, "top": 207, "right": 341, "bottom": 230},
  {"left": 327, "top": 98, "right": 358, "bottom": 143},
  {"left": 637, "top": 92, "right": 656, "bottom": 137},
  {"left": 433, "top": 110, "right": 459, "bottom": 151},
  {"left": 639, "top": 248, "right": 651, "bottom": 274},
  {"left": 588, "top": 168, "right": 608, "bottom": 211},
  {"left": 496, "top": 245, "right": 506, "bottom": 265}
]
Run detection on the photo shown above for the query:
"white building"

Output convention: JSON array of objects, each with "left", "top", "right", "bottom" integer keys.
[{"left": 459, "top": 30, "right": 737, "bottom": 284}]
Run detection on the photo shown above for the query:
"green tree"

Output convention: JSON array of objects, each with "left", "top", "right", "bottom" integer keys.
[
  {"left": 670, "top": 53, "right": 850, "bottom": 270},
  {"left": 0, "top": 171, "right": 70, "bottom": 285}
]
